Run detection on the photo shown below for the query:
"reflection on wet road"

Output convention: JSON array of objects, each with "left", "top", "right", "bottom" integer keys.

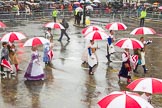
[{"left": 0, "top": 18, "right": 162, "bottom": 108}]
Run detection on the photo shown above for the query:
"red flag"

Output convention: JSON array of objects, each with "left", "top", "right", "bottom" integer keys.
[
  {"left": 131, "top": 55, "right": 138, "bottom": 69},
  {"left": 1, "top": 59, "right": 13, "bottom": 71},
  {"left": 48, "top": 50, "right": 54, "bottom": 61}
]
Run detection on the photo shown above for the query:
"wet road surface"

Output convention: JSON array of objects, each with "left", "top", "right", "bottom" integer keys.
[{"left": 0, "top": 17, "right": 162, "bottom": 108}]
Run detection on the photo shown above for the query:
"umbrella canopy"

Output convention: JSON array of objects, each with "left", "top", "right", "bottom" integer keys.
[
  {"left": 84, "top": 30, "right": 108, "bottom": 40},
  {"left": 158, "top": 6, "right": 162, "bottom": 10},
  {"left": 86, "top": 5, "right": 93, "bottom": 11},
  {"left": 127, "top": 77, "right": 162, "bottom": 94},
  {"left": 105, "top": 22, "right": 127, "bottom": 30},
  {"left": 91, "top": 4, "right": 97, "bottom": 7},
  {"left": 44, "top": 22, "right": 65, "bottom": 29},
  {"left": 130, "top": 27, "right": 156, "bottom": 35},
  {"left": 75, "top": 7, "right": 83, "bottom": 12},
  {"left": 1, "top": 32, "right": 26, "bottom": 42},
  {"left": 98, "top": 91, "right": 153, "bottom": 108},
  {"left": 82, "top": 25, "right": 104, "bottom": 35},
  {"left": 73, "top": 2, "right": 80, "bottom": 5},
  {"left": 93, "top": 0, "right": 101, "bottom": 3},
  {"left": 80, "top": 0, "right": 92, "bottom": 4},
  {"left": 115, "top": 38, "right": 144, "bottom": 49},
  {"left": 23, "top": 37, "right": 50, "bottom": 47},
  {"left": 1, "top": 59, "right": 13, "bottom": 71},
  {"left": 0, "top": 21, "right": 6, "bottom": 28}
]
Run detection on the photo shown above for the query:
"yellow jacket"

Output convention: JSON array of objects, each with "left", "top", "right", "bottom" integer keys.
[
  {"left": 52, "top": 10, "right": 58, "bottom": 17},
  {"left": 140, "top": 11, "right": 147, "bottom": 18}
]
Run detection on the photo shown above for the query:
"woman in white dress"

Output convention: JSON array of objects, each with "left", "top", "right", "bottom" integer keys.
[
  {"left": 24, "top": 46, "right": 44, "bottom": 80},
  {"left": 87, "top": 40, "right": 98, "bottom": 75}
]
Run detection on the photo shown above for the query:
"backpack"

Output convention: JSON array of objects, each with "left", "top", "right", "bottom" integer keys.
[{"left": 64, "top": 22, "right": 69, "bottom": 29}]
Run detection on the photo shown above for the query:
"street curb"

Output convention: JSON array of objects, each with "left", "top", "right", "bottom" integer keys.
[
  {"left": 129, "top": 17, "right": 162, "bottom": 24},
  {"left": 73, "top": 24, "right": 88, "bottom": 28}
]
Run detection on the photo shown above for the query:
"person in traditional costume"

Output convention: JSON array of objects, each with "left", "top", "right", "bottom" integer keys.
[
  {"left": 118, "top": 48, "right": 132, "bottom": 83},
  {"left": 43, "top": 43, "right": 51, "bottom": 66},
  {"left": 24, "top": 46, "right": 44, "bottom": 80},
  {"left": 106, "top": 30, "right": 115, "bottom": 62},
  {"left": 7, "top": 41, "right": 21, "bottom": 72},
  {"left": 1, "top": 42, "right": 13, "bottom": 77},
  {"left": 87, "top": 40, "right": 98, "bottom": 75}
]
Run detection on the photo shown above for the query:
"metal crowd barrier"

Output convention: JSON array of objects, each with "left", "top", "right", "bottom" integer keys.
[{"left": 0, "top": 9, "right": 162, "bottom": 21}]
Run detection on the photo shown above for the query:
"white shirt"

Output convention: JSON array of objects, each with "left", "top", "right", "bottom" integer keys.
[
  {"left": 122, "top": 51, "right": 129, "bottom": 62},
  {"left": 45, "top": 31, "right": 52, "bottom": 39},
  {"left": 141, "top": 93, "right": 152, "bottom": 103}
]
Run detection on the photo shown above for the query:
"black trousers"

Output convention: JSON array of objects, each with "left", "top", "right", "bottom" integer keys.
[
  {"left": 58, "top": 29, "right": 70, "bottom": 40},
  {"left": 140, "top": 18, "right": 145, "bottom": 27},
  {"left": 53, "top": 17, "right": 56, "bottom": 22}
]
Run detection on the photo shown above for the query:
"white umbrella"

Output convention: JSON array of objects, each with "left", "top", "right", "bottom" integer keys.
[
  {"left": 93, "top": 0, "right": 101, "bottom": 3},
  {"left": 80, "top": 0, "right": 92, "bottom": 3},
  {"left": 86, "top": 5, "right": 93, "bottom": 11}
]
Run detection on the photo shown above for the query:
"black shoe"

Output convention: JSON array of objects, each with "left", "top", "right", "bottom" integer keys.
[
  {"left": 108, "top": 60, "right": 112, "bottom": 62},
  {"left": 67, "top": 38, "right": 70, "bottom": 41}
]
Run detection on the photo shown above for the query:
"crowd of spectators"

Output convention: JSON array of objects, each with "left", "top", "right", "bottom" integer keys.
[{"left": 0, "top": 1, "right": 161, "bottom": 16}]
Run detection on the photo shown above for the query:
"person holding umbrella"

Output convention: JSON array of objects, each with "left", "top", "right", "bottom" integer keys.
[
  {"left": 106, "top": 30, "right": 115, "bottom": 62},
  {"left": 7, "top": 41, "right": 21, "bottom": 72},
  {"left": 1, "top": 42, "right": 13, "bottom": 77},
  {"left": 45, "top": 28, "right": 53, "bottom": 42},
  {"left": 43, "top": 42, "right": 51, "bottom": 66},
  {"left": 118, "top": 48, "right": 132, "bottom": 83},
  {"left": 87, "top": 40, "right": 98, "bottom": 75},
  {"left": 24, "top": 46, "right": 44, "bottom": 80},
  {"left": 58, "top": 18, "right": 70, "bottom": 41}
]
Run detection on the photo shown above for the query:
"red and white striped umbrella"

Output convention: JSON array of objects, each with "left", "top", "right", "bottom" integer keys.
[
  {"left": 1, "top": 59, "right": 13, "bottom": 71},
  {"left": 105, "top": 22, "right": 127, "bottom": 30},
  {"left": 98, "top": 91, "right": 153, "bottom": 108},
  {"left": 84, "top": 30, "right": 108, "bottom": 40},
  {"left": 130, "top": 27, "right": 156, "bottom": 35},
  {"left": 48, "top": 50, "right": 54, "bottom": 61},
  {"left": 0, "top": 21, "right": 6, "bottom": 28},
  {"left": 115, "top": 38, "right": 144, "bottom": 49},
  {"left": 1, "top": 32, "right": 26, "bottom": 42},
  {"left": 44, "top": 22, "right": 65, "bottom": 29},
  {"left": 23, "top": 37, "right": 50, "bottom": 47},
  {"left": 82, "top": 25, "right": 104, "bottom": 35},
  {"left": 127, "top": 78, "right": 162, "bottom": 94}
]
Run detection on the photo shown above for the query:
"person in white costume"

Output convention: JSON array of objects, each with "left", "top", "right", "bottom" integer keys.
[
  {"left": 87, "top": 40, "right": 98, "bottom": 75},
  {"left": 24, "top": 46, "right": 44, "bottom": 80}
]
